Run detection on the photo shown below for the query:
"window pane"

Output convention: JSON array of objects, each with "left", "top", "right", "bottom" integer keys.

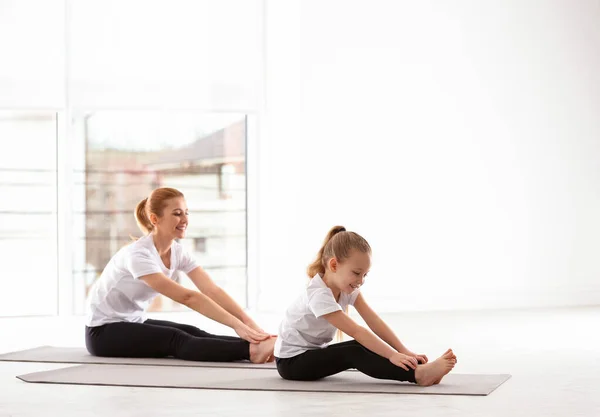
[
  {"left": 0, "top": 111, "right": 58, "bottom": 316},
  {"left": 73, "top": 111, "right": 247, "bottom": 311}
]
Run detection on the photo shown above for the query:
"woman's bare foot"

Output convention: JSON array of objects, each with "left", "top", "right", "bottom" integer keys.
[
  {"left": 249, "top": 336, "right": 276, "bottom": 364},
  {"left": 415, "top": 349, "right": 457, "bottom": 386}
]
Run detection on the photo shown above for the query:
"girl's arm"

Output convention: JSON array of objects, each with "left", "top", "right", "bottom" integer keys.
[
  {"left": 186, "top": 267, "right": 264, "bottom": 332},
  {"left": 323, "top": 310, "right": 418, "bottom": 371},
  {"left": 140, "top": 272, "right": 268, "bottom": 342},
  {"left": 353, "top": 292, "right": 411, "bottom": 353}
]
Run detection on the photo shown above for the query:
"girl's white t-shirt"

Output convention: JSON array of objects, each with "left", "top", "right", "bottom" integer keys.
[
  {"left": 274, "top": 274, "right": 360, "bottom": 358},
  {"left": 85, "top": 234, "right": 199, "bottom": 327}
]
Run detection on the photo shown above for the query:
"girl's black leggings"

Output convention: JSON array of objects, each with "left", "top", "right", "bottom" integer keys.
[
  {"left": 85, "top": 319, "right": 250, "bottom": 362},
  {"left": 276, "top": 340, "right": 416, "bottom": 383}
]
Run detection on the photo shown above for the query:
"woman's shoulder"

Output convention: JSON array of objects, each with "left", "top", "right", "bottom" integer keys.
[
  {"left": 120, "top": 235, "right": 154, "bottom": 257},
  {"left": 171, "top": 239, "right": 196, "bottom": 259},
  {"left": 170, "top": 239, "right": 185, "bottom": 256}
]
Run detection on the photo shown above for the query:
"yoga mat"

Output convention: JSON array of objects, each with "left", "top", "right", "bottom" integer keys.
[
  {"left": 0, "top": 346, "right": 275, "bottom": 369},
  {"left": 16, "top": 364, "right": 511, "bottom": 396}
]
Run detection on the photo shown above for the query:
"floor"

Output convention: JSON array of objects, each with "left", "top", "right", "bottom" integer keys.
[{"left": 0, "top": 306, "right": 598, "bottom": 417}]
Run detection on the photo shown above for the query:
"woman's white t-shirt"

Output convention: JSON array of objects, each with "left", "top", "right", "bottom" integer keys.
[
  {"left": 274, "top": 274, "right": 360, "bottom": 358},
  {"left": 85, "top": 234, "right": 199, "bottom": 327}
]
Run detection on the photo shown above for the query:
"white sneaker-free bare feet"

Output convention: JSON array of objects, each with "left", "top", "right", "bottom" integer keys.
[
  {"left": 432, "top": 349, "right": 457, "bottom": 384},
  {"left": 249, "top": 336, "right": 276, "bottom": 364},
  {"left": 415, "top": 349, "right": 457, "bottom": 386}
]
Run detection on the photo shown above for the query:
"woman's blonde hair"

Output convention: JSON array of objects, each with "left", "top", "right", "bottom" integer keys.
[
  {"left": 307, "top": 226, "right": 372, "bottom": 342},
  {"left": 134, "top": 187, "right": 185, "bottom": 236}
]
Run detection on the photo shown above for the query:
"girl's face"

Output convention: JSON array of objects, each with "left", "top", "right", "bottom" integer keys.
[
  {"left": 330, "top": 249, "right": 371, "bottom": 295},
  {"left": 153, "top": 197, "right": 189, "bottom": 240}
]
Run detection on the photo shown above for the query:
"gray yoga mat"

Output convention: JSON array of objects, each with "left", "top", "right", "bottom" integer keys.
[
  {"left": 17, "top": 364, "right": 511, "bottom": 396},
  {"left": 0, "top": 346, "right": 275, "bottom": 369}
]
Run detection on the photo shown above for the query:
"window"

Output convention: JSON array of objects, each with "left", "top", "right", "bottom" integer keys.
[
  {"left": 72, "top": 111, "right": 248, "bottom": 312},
  {"left": 1, "top": 0, "right": 262, "bottom": 316},
  {"left": 0, "top": 111, "right": 58, "bottom": 316},
  {"left": 194, "top": 237, "right": 207, "bottom": 253}
]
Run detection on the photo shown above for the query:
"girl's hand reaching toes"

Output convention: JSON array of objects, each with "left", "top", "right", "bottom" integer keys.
[
  {"left": 389, "top": 352, "right": 419, "bottom": 371},
  {"left": 404, "top": 351, "right": 429, "bottom": 364}
]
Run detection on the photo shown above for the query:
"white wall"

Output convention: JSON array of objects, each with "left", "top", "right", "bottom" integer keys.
[{"left": 256, "top": 0, "right": 600, "bottom": 312}]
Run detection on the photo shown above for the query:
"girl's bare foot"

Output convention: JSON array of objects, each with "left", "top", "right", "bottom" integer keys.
[
  {"left": 249, "top": 336, "right": 276, "bottom": 364},
  {"left": 415, "top": 349, "right": 456, "bottom": 386},
  {"left": 432, "top": 350, "right": 457, "bottom": 384}
]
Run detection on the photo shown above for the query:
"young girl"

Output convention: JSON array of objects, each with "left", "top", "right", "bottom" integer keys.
[
  {"left": 85, "top": 187, "right": 275, "bottom": 363},
  {"left": 274, "top": 226, "right": 457, "bottom": 386}
]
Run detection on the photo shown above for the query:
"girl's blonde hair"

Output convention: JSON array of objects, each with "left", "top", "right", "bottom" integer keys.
[
  {"left": 307, "top": 225, "right": 372, "bottom": 278},
  {"left": 307, "top": 226, "right": 372, "bottom": 342}
]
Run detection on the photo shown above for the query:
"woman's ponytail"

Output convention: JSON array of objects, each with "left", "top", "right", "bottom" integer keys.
[{"left": 134, "top": 197, "right": 153, "bottom": 235}]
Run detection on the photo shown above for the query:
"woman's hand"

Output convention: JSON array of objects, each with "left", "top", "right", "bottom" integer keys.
[
  {"left": 389, "top": 352, "right": 419, "bottom": 371},
  {"left": 234, "top": 322, "right": 270, "bottom": 344},
  {"left": 244, "top": 318, "right": 276, "bottom": 337}
]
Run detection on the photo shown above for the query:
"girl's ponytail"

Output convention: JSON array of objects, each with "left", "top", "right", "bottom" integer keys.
[{"left": 306, "top": 225, "right": 347, "bottom": 277}]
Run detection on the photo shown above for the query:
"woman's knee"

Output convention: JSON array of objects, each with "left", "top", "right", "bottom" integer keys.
[
  {"left": 343, "top": 341, "right": 369, "bottom": 355},
  {"left": 178, "top": 324, "right": 204, "bottom": 335}
]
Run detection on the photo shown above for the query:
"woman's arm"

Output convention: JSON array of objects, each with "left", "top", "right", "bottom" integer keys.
[
  {"left": 323, "top": 310, "right": 418, "bottom": 370},
  {"left": 186, "top": 267, "right": 263, "bottom": 331},
  {"left": 353, "top": 293, "right": 411, "bottom": 353},
  {"left": 139, "top": 272, "right": 268, "bottom": 343}
]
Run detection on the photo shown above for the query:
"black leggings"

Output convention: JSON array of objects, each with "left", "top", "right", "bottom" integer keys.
[
  {"left": 85, "top": 319, "right": 250, "bottom": 362},
  {"left": 276, "top": 340, "right": 416, "bottom": 383}
]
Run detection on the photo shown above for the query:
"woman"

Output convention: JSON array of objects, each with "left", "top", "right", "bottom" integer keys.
[{"left": 85, "top": 187, "right": 275, "bottom": 363}]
